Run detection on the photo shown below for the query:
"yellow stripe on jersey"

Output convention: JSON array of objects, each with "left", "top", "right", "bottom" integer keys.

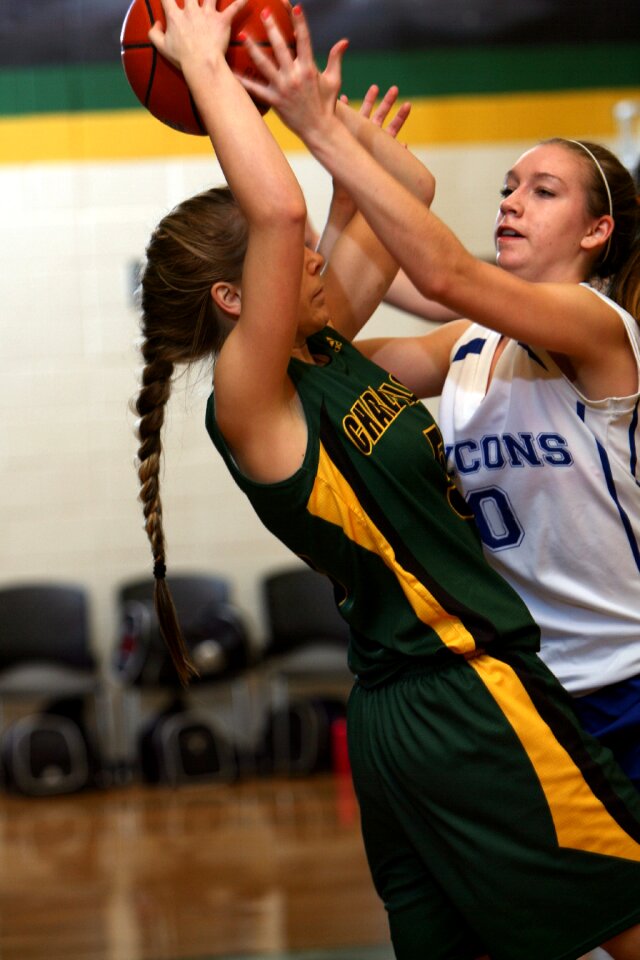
[
  {"left": 469, "top": 655, "right": 640, "bottom": 862},
  {"left": 308, "top": 442, "right": 478, "bottom": 656}
]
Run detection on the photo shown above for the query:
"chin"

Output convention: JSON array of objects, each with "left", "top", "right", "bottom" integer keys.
[{"left": 497, "top": 253, "right": 527, "bottom": 277}]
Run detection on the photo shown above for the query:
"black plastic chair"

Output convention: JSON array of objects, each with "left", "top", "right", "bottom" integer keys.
[
  {"left": 113, "top": 573, "right": 255, "bottom": 782},
  {"left": 115, "top": 574, "right": 250, "bottom": 687},
  {"left": 260, "top": 566, "right": 352, "bottom": 773},
  {"left": 0, "top": 582, "right": 109, "bottom": 793}
]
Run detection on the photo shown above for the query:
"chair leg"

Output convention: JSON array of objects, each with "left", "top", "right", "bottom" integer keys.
[
  {"left": 270, "top": 674, "right": 293, "bottom": 775},
  {"left": 91, "top": 684, "right": 119, "bottom": 785},
  {"left": 119, "top": 687, "right": 143, "bottom": 781},
  {"left": 229, "top": 675, "right": 261, "bottom": 777}
]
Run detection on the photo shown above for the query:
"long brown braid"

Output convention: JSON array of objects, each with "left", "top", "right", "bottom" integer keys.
[{"left": 135, "top": 187, "right": 248, "bottom": 684}]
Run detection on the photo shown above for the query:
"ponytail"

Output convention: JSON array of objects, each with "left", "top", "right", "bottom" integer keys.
[{"left": 133, "top": 187, "right": 248, "bottom": 684}]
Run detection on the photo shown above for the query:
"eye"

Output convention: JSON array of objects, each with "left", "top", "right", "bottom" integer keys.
[
  {"left": 500, "top": 186, "right": 513, "bottom": 198},
  {"left": 535, "top": 187, "right": 555, "bottom": 198}
]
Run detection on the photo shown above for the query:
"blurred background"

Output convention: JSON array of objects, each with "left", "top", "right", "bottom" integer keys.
[{"left": 0, "top": 3, "right": 638, "bottom": 959}]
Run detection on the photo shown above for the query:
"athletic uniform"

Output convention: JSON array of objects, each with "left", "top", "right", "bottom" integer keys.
[
  {"left": 207, "top": 326, "right": 640, "bottom": 960},
  {"left": 439, "top": 286, "right": 640, "bottom": 785}
]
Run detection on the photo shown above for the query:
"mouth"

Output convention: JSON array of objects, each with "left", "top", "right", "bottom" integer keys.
[{"left": 496, "top": 225, "right": 524, "bottom": 242}]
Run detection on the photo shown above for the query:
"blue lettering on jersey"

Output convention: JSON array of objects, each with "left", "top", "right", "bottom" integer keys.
[
  {"left": 537, "top": 433, "right": 573, "bottom": 465},
  {"left": 445, "top": 432, "right": 573, "bottom": 474}
]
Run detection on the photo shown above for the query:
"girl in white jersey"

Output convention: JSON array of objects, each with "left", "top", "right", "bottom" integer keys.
[
  {"left": 238, "top": 11, "right": 640, "bottom": 794},
  {"left": 361, "top": 145, "right": 640, "bottom": 793}
]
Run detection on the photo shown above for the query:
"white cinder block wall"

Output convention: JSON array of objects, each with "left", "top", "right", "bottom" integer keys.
[{"left": 0, "top": 141, "right": 539, "bottom": 667}]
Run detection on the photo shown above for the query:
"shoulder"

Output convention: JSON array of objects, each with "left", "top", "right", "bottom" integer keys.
[{"left": 581, "top": 284, "right": 640, "bottom": 339}]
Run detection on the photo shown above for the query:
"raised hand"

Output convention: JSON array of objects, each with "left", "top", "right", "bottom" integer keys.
[
  {"left": 238, "top": 4, "right": 348, "bottom": 140},
  {"left": 148, "top": 0, "right": 249, "bottom": 73}
]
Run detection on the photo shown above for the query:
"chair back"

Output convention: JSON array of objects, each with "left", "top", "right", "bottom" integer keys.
[
  {"left": 0, "top": 583, "right": 94, "bottom": 671},
  {"left": 115, "top": 573, "right": 250, "bottom": 687}
]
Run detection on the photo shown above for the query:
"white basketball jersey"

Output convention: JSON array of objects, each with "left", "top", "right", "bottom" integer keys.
[{"left": 439, "top": 288, "right": 640, "bottom": 694}]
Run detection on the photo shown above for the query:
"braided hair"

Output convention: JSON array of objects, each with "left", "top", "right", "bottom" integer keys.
[{"left": 135, "top": 187, "right": 248, "bottom": 684}]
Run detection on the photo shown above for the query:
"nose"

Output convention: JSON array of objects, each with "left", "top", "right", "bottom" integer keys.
[{"left": 499, "top": 189, "right": 523, "bottom": 216}]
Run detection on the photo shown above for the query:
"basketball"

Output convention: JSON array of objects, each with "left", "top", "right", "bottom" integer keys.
[{"left": 120, "top": 0, "right": 296, "bottom": 136}]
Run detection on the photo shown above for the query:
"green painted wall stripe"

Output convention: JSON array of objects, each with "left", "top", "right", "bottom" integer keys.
[
  {"left": 340, "top": 42, "right": 640, "bottom": 98},
  {"left": 1, "top": 42, "right": 639, "bottom": 118}
]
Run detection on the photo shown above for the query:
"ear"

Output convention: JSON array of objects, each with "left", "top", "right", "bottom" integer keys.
[
  {"left": 581, "top": 215, "right": 614, "bottom": 256},
  {"left": 210, "top": 281, "right": 242, "bottom": 317}
]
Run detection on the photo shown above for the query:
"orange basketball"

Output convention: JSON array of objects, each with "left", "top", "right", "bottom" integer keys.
[{"left": 120, "top": 0, "right": 295, "bottom": 135}]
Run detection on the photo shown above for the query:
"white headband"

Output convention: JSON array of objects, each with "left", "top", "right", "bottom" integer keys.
[{"left": 565, "top": 139, "right": 613, "bottom": 263}]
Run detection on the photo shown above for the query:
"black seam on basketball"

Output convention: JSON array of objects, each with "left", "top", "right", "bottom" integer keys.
[
  {"left": 227, "top": 41, "right": 296, "bottom": 48},
  {"left": 188, "top": 90, "right": 206, "bottom": 135},
  {"left": 143, "top": 0, "right": 155, "bottom": 27},
  {"left": 146, "top": 47, "right": 158, "bottom": 110},
  {"left": 122, "top": 43, "right": 155, "bottom": 51}
]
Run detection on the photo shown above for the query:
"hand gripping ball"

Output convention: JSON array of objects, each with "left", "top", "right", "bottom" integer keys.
[{"left": 120, "top": 0, "right": 295, "bottom": 135}]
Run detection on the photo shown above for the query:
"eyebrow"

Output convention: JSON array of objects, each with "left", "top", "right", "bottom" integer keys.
[{"left": 504, "top": 170, "right": 565, "bottom": 185}]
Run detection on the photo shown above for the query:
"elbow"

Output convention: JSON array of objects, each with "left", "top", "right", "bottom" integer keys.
[
  {"left": 410, "top": 262, "right": 454, "bottom": 306},
  {"left": 258, "top": 191, "right": 307, "bottom": 233},
  {"left": 288, "top": 196, "right": 309, "bottom": 231},
  {"left": 418, "top": 169, "right": 436, "bottom": 208},
  {"left": 280, "top": 197, "right": 308, "bottom": 246}
]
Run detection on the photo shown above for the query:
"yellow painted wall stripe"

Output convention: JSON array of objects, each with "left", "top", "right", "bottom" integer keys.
[
  {"left": 470, "top": 654, "right": 640, "bottom": 862},
  {"left": 308, "top": 442, "right": 477, "bottom": 655},
  {"left": 406, "top": 87, "right": 640, "bottom": 145},
  {"left": 1, "top": 87, "right": 638, "bottom": 166}
]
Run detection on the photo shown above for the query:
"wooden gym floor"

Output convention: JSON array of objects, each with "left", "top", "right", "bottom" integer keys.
[{"left": 0, "top": 772, "right": 391, "bottom": 960}]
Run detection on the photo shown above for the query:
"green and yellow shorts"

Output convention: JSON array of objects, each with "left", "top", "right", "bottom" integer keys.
[{"left": 348, "top": 650, "right": 640, "bottom": 960}]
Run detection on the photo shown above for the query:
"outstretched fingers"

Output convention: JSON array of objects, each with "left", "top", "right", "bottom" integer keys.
[
  {"left": 371, "top": 85, "right": 399, "bottom": 125},
  {"left": 322, "top": 37, "right": 349, "bottom": 95},
  {"left": 237, "top": 6, "right": 297, "bottom": 106},
  {"left": 353, "top": 83, "right": 411, "bottom": 138},
  {"left": 359, "top": 84, "right": 380, "bottom": 119},
  {"left": 261, "top": 6, "right": 296, "bottom": 67},
  {"left": 288, "top": 3, "right": 316, "bottom": 68},
  {"left": 385, "top": 99, "right": 411, "bottom": 138},
  {"left": 219, "top": 0, "right": 251, "bottom": 27}
]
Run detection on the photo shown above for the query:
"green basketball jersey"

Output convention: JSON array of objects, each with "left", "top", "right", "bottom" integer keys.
[{"left": 206, "top": 326, "right": 540, "bottom": 687}]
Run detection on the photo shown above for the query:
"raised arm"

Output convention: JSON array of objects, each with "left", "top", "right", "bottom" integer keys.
[
  {"left": 243, "top": 23, "right": 436, "bottom": 342},
  {"left": 320, "top": 89, "right": 459, "bottom": 329},
  {"left": 315, "top": 85, "right": 412, "bottom": 262},
  {"left": 320, "top": 86, "right": 432, "bottom": 340},
  {"left": 150, "top": 0, "right": 307, "bottom": 469}
]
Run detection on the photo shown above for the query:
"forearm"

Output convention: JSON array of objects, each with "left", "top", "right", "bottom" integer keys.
[
  {"left": 299, "top": 117, "right": 447, "bottom": 296},
  {"left": 386, "top": 271, "right": 461, "bottom": 323},
  {"left": 185, "top": 56, "right": 305, "bottom": 224},
  {"left": 316, "top": 186, "right": 356, "bottom": 258},
  {"left": 335, "top": 100, "right": 434, "bottom": 206}
]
